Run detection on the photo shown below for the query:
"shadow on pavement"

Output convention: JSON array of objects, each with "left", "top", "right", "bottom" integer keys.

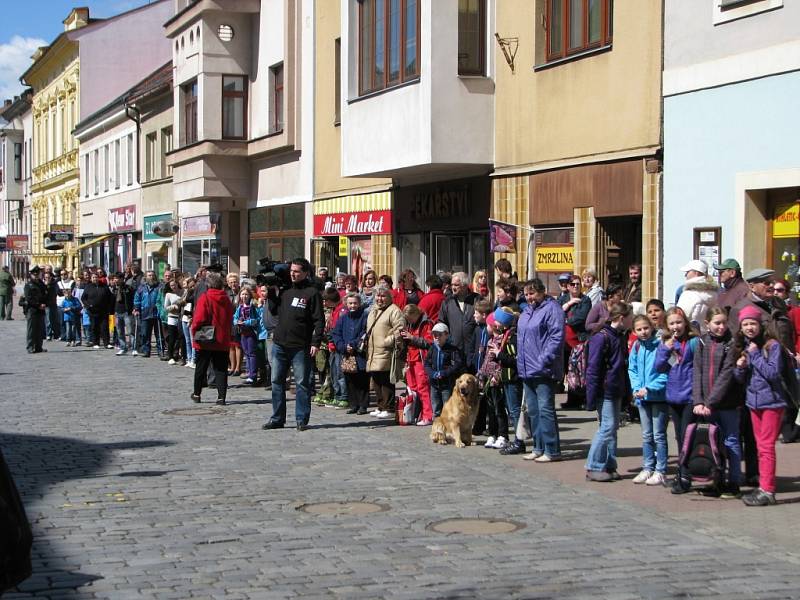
[{"left": 0, "top": 432, "right": 174, "bottom": 597}]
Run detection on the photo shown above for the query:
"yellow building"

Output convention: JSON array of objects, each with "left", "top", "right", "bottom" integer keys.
[
  {"left": 493, "top": 0, "right": 662, "bottom": 297},
  {"left": 21, "top": 9, "right": 89, "bottom": 269}
]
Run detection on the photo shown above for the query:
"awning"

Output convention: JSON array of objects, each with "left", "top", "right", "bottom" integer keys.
[{"left": 74, "top": 233, "right": 116, "bottom": 252}]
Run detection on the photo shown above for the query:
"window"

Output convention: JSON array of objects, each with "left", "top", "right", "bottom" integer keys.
[
  {"left": 458, "top": 0, "right": 485, "bottom": 75},
  {"left": 145, "top": 132, "right": 157, "bottom": 182},
  {"left": 182, "top": 80, "right": 198, "bottom": 145},
  {"left": 334, "top": 38, "right": 342, "bottom": 125},
  {"left": 83, "top": 154, "right": 89, "bottom": 197},
  {"left": 222, "top": 75, "right": 247, "bottom": 139},
  {"left": 546, "top": 0, "right": 612, "bottom": 63},
  {"left": 269, "top": 64, "right": 284, "bottom": 134},
  {"left": 93, "top": 150, "right": 99, "bottom": 195},
  {"left": 358, "top": 0, "right": 419, "bottom": 95},
  {"left": 13, "top": 142, "right": 22, "bottom": 181},
  {"left": 248, "top": 204, "right": 305, "bottom": 262},
  {"left": 114, "top": 139, "right": 120, "bottom": 189},
  {"left": 103, "top": 145, "right": 110, "bottom": 192},
  {"left": 126, "top": 134, "right": 134, "bottom": 186},
  {"left": 161, "top": 127, "right": 173, "bottom": 177}
]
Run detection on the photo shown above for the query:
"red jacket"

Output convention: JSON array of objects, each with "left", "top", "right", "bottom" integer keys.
[
  {"left": 392, "top": 286, "right": 426, "bottom": 310},
  {"left": 418, "top": 289, "right": 445, "bottom": 323},
  {"left": 191, "top": 288, "right": 234, "bottom": 351},
  {"left": 405, "top": 318, "right": 433, "bottom": 363}
]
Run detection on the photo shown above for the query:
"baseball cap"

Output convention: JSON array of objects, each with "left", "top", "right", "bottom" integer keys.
[
  {"left": 680, "top": 260, "right": 708, "bottom": 275},
  {"left": 744, "top": 268, "right": 775, "bottom": 283},
  {"left": 432, "top": 323, "right": 449, "bottom": 334},
  {"left": 557, "top": 273, "right": 572, "bottom": 282},
  {"left": 713, "top": 258, "right": 741, "bottom": 271}
]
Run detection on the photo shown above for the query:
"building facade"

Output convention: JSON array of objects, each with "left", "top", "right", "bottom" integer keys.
[{"left": 663, "top": 0, "right": 800, "bottom": 304}]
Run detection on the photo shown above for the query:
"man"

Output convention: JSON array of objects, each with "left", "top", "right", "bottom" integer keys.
[
  {"left": 418, "top": 274, "right": 446, "bottom": 323},
  {"left": 556, "top": 273, "right": 571, "bottom": 305},
  {"left": 674, "top": 259, "right": 707, "bottom": 305},
  {"left": 622, "top": 264, "right": 642, "bottom": 304},
  {"left": 438, "top": 272, "right": 478, "bottom": 358},
  {"left": 262, "top": 258, "right": 325, "bottom": 432},
  {"left": 42, "top": 270, "right": 60, "bottom": 341},
  {"left": 715, "top": 258, "right": 749, "bottom": 313},
  {"left": 317, "top": 266, "right": 330, "bottom": 284},
  {"left": 23, "top": 266, "right": 47, "bottom": 354},
  {"left": 133, "top": 271, "right": 163, "bottom": 357},
  {"left": 0, "top": 265, "right": 16, "bottom": 320},
  {"left": 111, "top": 272, "right": 135, "bottom": 355}
]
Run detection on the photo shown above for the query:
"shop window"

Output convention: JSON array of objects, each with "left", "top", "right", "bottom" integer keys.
[
  {"left": 546, "top": 0, "right": 612, "bottom": 63},
  {"left": 399, "top": 233, "right": 423, "bottom": 279},
  {"left": 249, "top": 204, "right": 305, "bottom": 262},
  {"left": 269, "top": 64, "right": 284, "bottom": 135},
  {"left": 222, "top": 75, "right": 247, "bottom": 139},
  {"left": 182, "top": 79, "right": 198, "bottom": 145},
  {"left": 358, "top": 0, "right": 420, "bottom": 96},
  {"left": 458, "top": 0, "right": 485, "bottom": 75}
]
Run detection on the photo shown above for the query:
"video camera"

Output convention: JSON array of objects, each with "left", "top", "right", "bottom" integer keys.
[{"left": 256, "top": 258, "right": 291, "bottom": 291}]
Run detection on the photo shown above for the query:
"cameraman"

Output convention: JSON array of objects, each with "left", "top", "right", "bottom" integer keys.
[{"left": 262, "top": 258, "right": 324, "bottom": 432}]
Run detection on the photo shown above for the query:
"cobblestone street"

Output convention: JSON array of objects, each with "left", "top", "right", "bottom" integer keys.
[{"left": 2, "top": 318, "right": 800, "bottom": 599}]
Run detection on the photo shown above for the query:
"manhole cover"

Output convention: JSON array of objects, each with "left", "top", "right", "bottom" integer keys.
[
  {"left": 162, "top": 407, "right": 225, "bottom": 416},
  {"left": 297, "top": 501, "right": 389, "bottom": 516},
  {"left": 427, "top": 518, "right": 525, "bottom": 535}
]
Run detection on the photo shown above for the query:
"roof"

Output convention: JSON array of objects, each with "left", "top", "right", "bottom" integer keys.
[{"left": 1, "top": 92, "right": 33, "bottom": 122}]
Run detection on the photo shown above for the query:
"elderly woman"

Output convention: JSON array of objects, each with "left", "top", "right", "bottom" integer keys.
[
  {"left": 582, "top": 268, "right": 603, "bottom": 307},
  {"left": 331, "top": 292, "right": 370, "bottom": 414},
  {"left": 561, "top": 274, "right": 593, "bottom": 408},
  {"left": 366, "top": 286, "right": 405, "bottom": 418},
  {"left": 191, "top": 272, "right": 234, "bottom": 405}
]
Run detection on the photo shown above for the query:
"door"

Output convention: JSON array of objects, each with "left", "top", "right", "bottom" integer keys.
[
  {"left": 597, "top": 216, "right": 642, "bottom": 286},
  {"left": 468, "top": 231, "right": 489, "bottom": 277}
]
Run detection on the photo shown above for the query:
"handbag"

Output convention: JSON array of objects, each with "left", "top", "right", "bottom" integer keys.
[
  {"left": 341, "top": 354, "right": 359, "bottom": 374},
  {"left": 358, "top": 307, "right": 388, "bottom": 355},
  {"left": 194, "top": 325, "right": 216, "bottom": 343}
]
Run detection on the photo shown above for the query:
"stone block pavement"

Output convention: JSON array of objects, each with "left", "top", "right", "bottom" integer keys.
[{"left": 1, "top": 318, "right": 800, "bottom": 599}]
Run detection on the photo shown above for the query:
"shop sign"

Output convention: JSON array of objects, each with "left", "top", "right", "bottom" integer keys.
[
  {"left": 411, "top": 187, "right": 470, "bottom": 221},
  {"left": 144, "top": 213, "right": 174, "bottom": 241},
  {"left": 182, "top": 214, "right": 220, "bottom": 237},
  {"left": 489, "top": 220, "right": 517, "bottom": 253},
  {"left": 338, "top": 236, "right": 349, "bottom": 256},
  {"left": 313, "top": 210, "right": 392, "bottom": 236},
  {"left": 108, "top": 204, "right": 137, "bottom": 233},
  {"left": 535, "top": 245, "right": 574, "bottom": 272},
  {"left": 49, "top": 224, "right": 74, "bottom": 242},
  {"left": 6, "top": 234, "right": 29, "bottom": 250},
  {"left": 773, "top": 202, "right": 799, "bottom": 239}
]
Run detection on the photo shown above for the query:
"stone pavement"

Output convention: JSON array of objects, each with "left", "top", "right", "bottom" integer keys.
[{"left": 1, "top": 317, "right": 800, "bottom": 599}]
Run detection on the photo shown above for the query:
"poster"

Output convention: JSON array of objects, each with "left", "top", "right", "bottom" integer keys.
[
  {"left": 350, "top": 237, "right": 372, "bottom": 284},
  {"left": 698, "top": 245, "right": 719, "bottom": 273},
  {"left": 489, "top": 220, "right": 516, "bottom": 253}
]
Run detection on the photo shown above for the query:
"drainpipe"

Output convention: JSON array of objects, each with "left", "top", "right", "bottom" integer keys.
[{"left": 124, "top": 102, "right": 142, "bottom": 184}]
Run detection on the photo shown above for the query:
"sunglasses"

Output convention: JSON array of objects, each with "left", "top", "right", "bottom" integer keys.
[
  {"left": 568, "top": 282, "right": 580, "bottom": 287},
  {"left": 774, "top": 287, "right": 787, "bottom": 293}
]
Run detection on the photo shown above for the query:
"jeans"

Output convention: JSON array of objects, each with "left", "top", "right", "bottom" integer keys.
[
  {"left": 58, "top": 306, "right": 66, "bottom": 340},
  {"left": 182, "top": 321, "right": 195, "bottom": 363},
  {"left": 46, "top": 304, "right": 60, "bottom": 339},
  {"left": 331, "top": 352, "right": 348, "bottom": 400},
  {"left": 523, "top": 376, "right": 561, "bottom": 457},
  {"left": 504, "top": 382, "right": 522, "bottom": 438},
  {"left": 139, "top": 318, "right": 163, "bottom": 355},
  {"left": 115, "top": 312, "right": 134, "bottom": 352},
  {"left": 430, "top": 385, "right": 451, "bottom": 417},
  {"left": 638, "top": 401, "right": 669, "bottom": 473},
  {"left": 750, "top": 407, "right": 784, "bottom": 493},
  {"left": 586, "top": 394, "right": 621, "bottom": 472},
  {"left": 269, "top": 343, "right": 313, "bottom": 426},
  {"left": 669, "top": 402, "right": 693, "bottom": 480},
  {"left": 64, "top": 320, "right": 78, "bottom": 343},
  {"left": 710, "top": 408, "right": 742, "bottom": 486}
]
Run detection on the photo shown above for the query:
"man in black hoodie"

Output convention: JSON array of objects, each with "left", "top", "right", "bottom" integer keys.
[{"left": 262, "top": 258, "right": 324, "bottom": 432}]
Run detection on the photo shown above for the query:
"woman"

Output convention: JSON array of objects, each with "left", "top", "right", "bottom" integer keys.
[
  {"left": 332, "top": 293, "right": 370, "bottom": 414},
  {"left": 163, "top": 278, "right": 183, "bottom": 364},
  {"left": 181, "top": 277, "right": 196, "bottom": 368},
  {"left": 226, "top": 273, "right": 243, "bottom": 376},
  {"left": 582, "top": 268, "right": 603, "bottom": 307},
  {"left": 585, "top": 284, "right": 625, "bottom": 335},
  {"left": 365, "top": 286, "right": 405, "bottom": 418},
  {"left": 472, "top": 271, "right": 491, "bottom": 302},
  {"left": 360, "top": 270, "right": 378, "bottom": 310},
  {"left": 81, "top": 272, "right": 113, "bottom": 349},
  {"left": 393, "top": 269, "right": 425, "bottom": 309},
  {"left": 561, "top": 274, "right": 593, "bottom": 408},
  {"left": 191, "top": 272, "right": 234, "bottom": 405}
]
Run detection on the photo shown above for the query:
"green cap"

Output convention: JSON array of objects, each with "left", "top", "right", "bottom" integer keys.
[{"left": 713, "top": 258, "right": 740, "bottom": 271}]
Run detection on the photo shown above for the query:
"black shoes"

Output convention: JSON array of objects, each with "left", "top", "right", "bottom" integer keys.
[
  {"left": 346, "top": 408, "right": 358, "bottom": 414},
  {"left": 499, "top": 439, "right": 526, "bottom": 455},
  {"left": 261, "top": 421, "right": 284, "bottom": 430},
  {"left": 296, "top": 423, "right": 308, "bottom": 431},
  {"left": 191, "top": 394, "right": 201, "bottom": 403},
  {"left": 356, "top": 408, "right": 369, "bottom": 415},
  {"left": 670, "top": 478, "right": 691, "bottom": 495},
  {"left": 215, "top": 399, "right": 226, "bottom": 406},
  {"left": 742, "top": 488, "right": 776, "bottom": 506}
]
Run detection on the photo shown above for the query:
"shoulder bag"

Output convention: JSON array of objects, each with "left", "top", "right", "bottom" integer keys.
[{"left": 358, "top": 308, "right": 387, "bottom": 355}]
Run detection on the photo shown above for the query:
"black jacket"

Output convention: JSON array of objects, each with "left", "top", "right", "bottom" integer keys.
[
  {"left": 268, "top": 279, "right": 325, "bottom": 349},
  {"left": 43, "top": 280, "right": 59, "bottom": 306},
  {"left": 22, "top": 279, "right": 46, "bottom": 313},
  {"left": 424, "top": 341, "right": 464, "bottom": 390},
  {"left": 81, "top": 282, "right": 114, "bottom": 315},
  {"left": 111, "top": 284, "right": 135, "bottom": 314},
  {"left": 439, "top": 292, "right": 479, "bottom": 354},
  {"left": 692, "top": 331, "right": 743, "bottom": 410},
  {"left": 0, "top": 448, "right": 32, "bottom": 593}
]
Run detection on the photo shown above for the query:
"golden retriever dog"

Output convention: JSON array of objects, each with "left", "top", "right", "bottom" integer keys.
[{"left": 430, "top": 374, "right": 480, "bottom": 448}]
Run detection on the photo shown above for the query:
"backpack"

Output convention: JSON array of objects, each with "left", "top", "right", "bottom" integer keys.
[
  {"left": 679, "top": 421, "right": 725, "bottom": 491},
  {"left": 566, "top": 342, "right": 588, "bottom": 393}
]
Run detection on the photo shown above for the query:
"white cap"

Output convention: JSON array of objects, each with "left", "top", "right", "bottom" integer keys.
[
  {"left": 680, "top": 259, "right": 708, "bottom": 275},
  {"left": 431, "top": 322, "right": 449, "bottom": 334}
]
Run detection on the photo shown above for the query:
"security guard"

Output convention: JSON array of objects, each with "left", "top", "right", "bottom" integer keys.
[{"left": 23, "top": 266, "right": 47, "bottom": 354}]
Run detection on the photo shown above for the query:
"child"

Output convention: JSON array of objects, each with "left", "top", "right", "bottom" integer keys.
[
  {"left": 692, "top": 306, "right": 744, "bottom": 498},
  {"left": 733, "top": 305, "right": 790, "bottom": 506},
  {"left": 628, "top": 314, "right": 669, "bottom": 485},
  {"left": 61, "top": 288, "right": 82, "bottom": 346},
  {"left": 400, "top": 304, "right": 434, "bottom": 426},
  {"left": 585, "top": 302, "right": 632, "bottom": 482},
  {"left": 467, "top": 300, "right": 492, "bottom": 436},
  {"left": 655, "top": 306, "right": 700, "bottom": 494},
  {"left": 164, "top": 279, "right": 183, "bottom": 364},
  {"left": 496, "top": 307, "right": 525, "bottom": 455},
  {"left": 479, "top": 312, "right": 508, "bottom": 449},
  {"left": 424, "top": 323, "right": 464, "bottom": 417},
  {"left": 234, "top": 287, "right": 262, "bottom": 384},
  {"left": 316, "top": 288, "right": 348, "bottom": 406}
]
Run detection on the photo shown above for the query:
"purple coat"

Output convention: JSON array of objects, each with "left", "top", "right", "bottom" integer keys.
[
  {"left": 655, "top": 337, "right": 699, "bottom": 405},
  {"left": 734, "top": 341, "right": 788, "bottom": 410},
  {"left": 585, "top": 325, "right": 627, "bottom": 411},
  {"left": 517, "top": 295, "right": 565, "bottom": 381}
]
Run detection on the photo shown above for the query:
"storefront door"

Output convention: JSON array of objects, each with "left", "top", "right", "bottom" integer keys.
[
  {"left": 431, "top": 231, "right": 489, "bottom": 276},
  {"left": 597, "top": 216, "right": 642, "bottom": 285}
]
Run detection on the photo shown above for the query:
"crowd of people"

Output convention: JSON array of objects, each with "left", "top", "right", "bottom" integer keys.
[{"left": 15, "top": 254, "right": 800, "bottom": 507}]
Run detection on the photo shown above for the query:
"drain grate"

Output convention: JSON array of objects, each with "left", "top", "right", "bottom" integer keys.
[
  {"left": 427, "top": 518, "right": 525, "bottom": 535},
  {"left": 163, "top": 407, "right": 226, "bottom": 416},
  {"left": 297, "top": 501, "right": 389, "bottom": 516}
]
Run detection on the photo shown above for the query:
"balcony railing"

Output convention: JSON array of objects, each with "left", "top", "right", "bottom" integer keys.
[{"left": 32, "top": 149, "right": 78, "bottom": 186}]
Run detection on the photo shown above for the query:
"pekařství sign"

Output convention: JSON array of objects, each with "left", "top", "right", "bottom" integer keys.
[{"left": 313, "top": 210, "right": 392, "bottom": 236}]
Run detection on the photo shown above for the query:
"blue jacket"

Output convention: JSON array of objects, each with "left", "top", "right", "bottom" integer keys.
[
  {"left": 516, "top": 295, "right": 565, "bottom": 381},
  {"left": 734, "top": 341, "right": 789, "bottom": 410},
  {"left": 655, "top": 336, "right": 699, "bottom": 405},
  {"left": 628, "top": 335, "right": 667, "bottom": 403},
  {"left": 585, "top": 325, "right": 628, "bottom": 411},
  {"left": 331, "top": 307, "right": 369, "bottom": 371},
  {"left": 234, "top": 302, "right": 263, "bottom": 337},
  {"left": 424, "top": 341, "right": 464, "bottom": 390},
  {"left": 134, "top": 283, "right": 161, "bottom": 320},
  {"left": 61, "top": 296, "right": 82, "bottom": 323}
]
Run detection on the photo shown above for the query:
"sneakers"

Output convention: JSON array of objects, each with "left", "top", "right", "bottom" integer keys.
[
  {"left": 534, "top": 454, "right": 561, "bottom": 463},
  {"left": 116, "top": 349, "right": 127, "bottom": 356},
  {"left": 499, "top": 439, "right": 526, "bottom": 455},
  {"left": 74, "top": 341, "right": 82, "bottom": 346},
  {"left": 484, "top": 436, "right": 496, "bottom": 448},
  {"left": 335, "top": 400, "right": 349, "bottom": 408},
  {"left": 645, "top": 472, "right": 667, "bottom": 486},
  {"left": 106, "top": 344, "right": 114, "bottom": 349},
  {"left": 742, "top": 488, "right": 776, "bottom": 507},
  {"left": 375, "top": 410, "right": 392, "bottom": 418},
  {"left": 131, "top": 350, "right": 138, "bottom": 356},
  {"left": 586, "top": 470, "right": 613, "bottom": 482},
  {"left": 92, "top": 345, "right": 100, "bottom": 349},
  {"left": 523, "top": 450, "right": 544, "bottom": 461},
  {"left": 416, "top": 419, "right": 433, "bottom": 426},
  {"left": 66, "top": 341, "right": 73, "bottom": 347},
  {"left": 188, "top": 362, "right": 196, "bottom": 369},
  {"left": 243, "top": 378, "right": 255, "bottom": 385},
  {"left": 492, "top": 436, "right": 508, "bottom": 449},
  {"left": 633, "top": 470, "right": 653, "bottom": 484},
  {"left": 168, "top": 359, "right": 177, "bottom": 365},
  {"left": 369, "top": 409, "right": 382, "bottom": 416}
]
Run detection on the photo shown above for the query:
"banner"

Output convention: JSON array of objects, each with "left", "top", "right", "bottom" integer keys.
[
  {"left": 489, "top": 219, "right": 517, "bottom": 253},
  {"left": 49, "top": 224, "right": 74, "bottom": 242},
  {"left": 535, "top": 245, "right": 574, "bottom": 272},
  {"left": 108, "top": 204, "right": 137, "bottom": 232},
  {"left": 6, "top": 235, "right": 29, "bottom": 250}
]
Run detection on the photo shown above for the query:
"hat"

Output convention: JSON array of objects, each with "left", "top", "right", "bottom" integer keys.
[
  {"left": 557, "top": 273, "right": 572, "bottom": 282},
  {"left": 737, "top": 305, "right": 763, "bottom": 324},
  {"left": 493, "top": 308, "right": 516, "bottom": 328},
  {"left": 432, "top": 323, "right": 449, "bottom": 334},
  {"left": 680, "top": 260, "right": 708, "bottom": 275},
  {"left": 713, "top": 258, "right": 741, "bottom": 271},
  {"left": 486, "top": 313, "right": 496, "bottom": 329},
  {"left": 744, "top": 268, "right": 775, "bottom": 283},
  {"left": 29, "top": 266, "right": 40, "bottom": 274}
]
